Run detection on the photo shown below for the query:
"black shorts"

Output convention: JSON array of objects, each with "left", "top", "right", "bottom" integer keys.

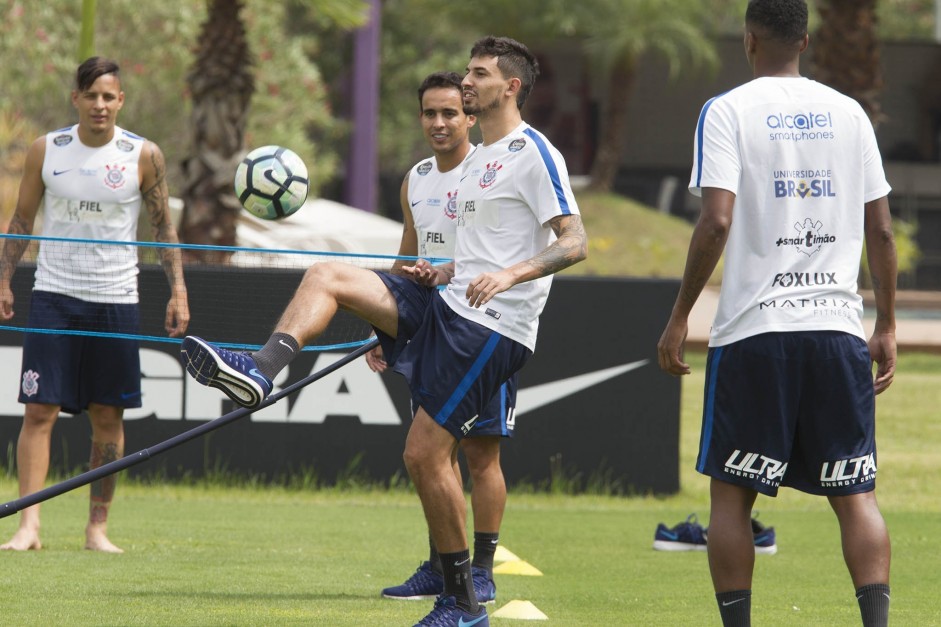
[
  {"left": 697, "top": 331, "right": 876, "bottom": 496},
  {"left": 374, "top": 272, "right": 529, "bottom": 440},
  {"left": 19, "top": 291, "right": 141, "bottom": 414}
]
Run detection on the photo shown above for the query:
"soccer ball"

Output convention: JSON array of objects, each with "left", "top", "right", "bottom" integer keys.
[{"left": 234, "top": 145, "right": 309, "bottom": 220}]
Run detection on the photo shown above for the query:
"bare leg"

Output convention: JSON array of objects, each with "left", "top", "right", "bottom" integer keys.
[
  {"left": 404, "top": 410, "right": 467, "bottom": 554},
  {"left": 461, "top": 437, "right": 505, "bottom": 534},
  {"left": 84, "top": 403, "right": 124, "bottom": 553},
  {"left": 0, "top": 403, "right": 59, "bottom": 551},
  {"left": 828, "top": 491, "right": 890, "bottom": 588},
  {"left": 274, "top": 262, "right": 399, "bottom": 344},
  {"left": 707, "top": 479, "right": 758, "bottom": 592}
]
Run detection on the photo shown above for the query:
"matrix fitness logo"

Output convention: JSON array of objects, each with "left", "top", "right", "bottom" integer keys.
[{"left": 775, "top": 218, "right": 837, "bottom": 257}]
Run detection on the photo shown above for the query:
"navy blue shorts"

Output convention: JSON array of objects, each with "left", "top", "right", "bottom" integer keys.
[
  {"left": 374, "top": 273, "right": 530, "bottom": 441},
  {"left": 19, "top": 291, "right": 142, "bottom": 414},
  {"left": 698, "top": 331, "right": 876, "bottom": 497}
]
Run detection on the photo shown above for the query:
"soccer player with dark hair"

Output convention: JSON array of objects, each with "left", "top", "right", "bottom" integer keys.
[
  {"left": 0, "top": 56, "right": 190, "bottom": 552},
  {"left": 373, "top": 70, "right": 514, "bottom": 606},
  {"left": 658, "top": 1, "right": 895, "bottom": 625},
  {"left": 181, "top": 35, "right": 586, "bottom": 626}
]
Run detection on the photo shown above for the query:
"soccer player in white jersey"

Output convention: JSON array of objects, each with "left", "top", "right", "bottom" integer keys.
[
  {"left": 180, "top": 36, "right": 586, "bottom": 626},
  {"left": 375, "top": 72, "right": 516, "bottom": 605},
  {"left": 657, "top": 2, "right": 896, "bottom": 625},
  {"left": 0, "top": 57, "right": 190, "bottom": 553}
]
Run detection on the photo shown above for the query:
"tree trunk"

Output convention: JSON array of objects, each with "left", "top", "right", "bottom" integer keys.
[
  {"left": 812, "top": 0, "right": 884, "bottom": 127},
  {"left": 589, "top": 55, "right": 636, "bottom": 193},
  {"left": 178, "top": 0, "right": 254, "bottom": 262}
]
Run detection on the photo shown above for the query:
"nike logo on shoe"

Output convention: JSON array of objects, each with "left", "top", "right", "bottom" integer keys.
[
  {"left": 249, "top": 368, "right": 266, "bottom": 380},
  {"left": 659, "top": 531, "right": 679, "bottom": 540},
  {"left": 458, "top": 615, "right": 488, "bottom": 627}
]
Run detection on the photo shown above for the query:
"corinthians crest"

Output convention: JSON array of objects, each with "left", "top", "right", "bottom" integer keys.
[
  {"left": 479, "top": 161, "right": 502, "bottom": 189},
  {"left": 104, "top": 164, "right": 127, "bottom": 189},
  {"left": 21, "top": 370, "right": 39, "bottom": 397},
  {"left": 775, "top": 217, "right": 837, "bottom": 257}
]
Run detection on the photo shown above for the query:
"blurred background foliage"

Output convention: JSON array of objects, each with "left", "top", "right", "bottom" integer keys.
[{"left": 0, "top": 0, "right": 932, "bottom": 278}]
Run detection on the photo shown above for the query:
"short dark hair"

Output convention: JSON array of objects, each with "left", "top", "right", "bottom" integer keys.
[
  {"left": 75, "top": 56, "right": 121, "bottom": 92},
  {"left": 469, "top": 36, "right": 540, "bottom": 109},
  {"left": 745, "top": 0, "right": 808, "bottom": 44},
  {"left": 417, "top": 71, "right": 463, "bottom": 110}
]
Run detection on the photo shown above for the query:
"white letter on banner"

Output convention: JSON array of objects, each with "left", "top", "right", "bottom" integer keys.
[{"left": 287, "top": 352, "right": 401, "bottom": 425}]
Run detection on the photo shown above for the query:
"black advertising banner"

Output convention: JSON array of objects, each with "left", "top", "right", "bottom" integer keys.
[{"left": 0, "top": 266, "right": 681, "bottom": 494}]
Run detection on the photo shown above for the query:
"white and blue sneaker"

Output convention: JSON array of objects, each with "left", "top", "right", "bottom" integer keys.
[
  {"left": 180, "top": 336, "right": 273, "bottom": 409},
  {"left": 653, "top": 513, "right": 708, "bottom": 551},
  {"left": 414, "top": 595, "right": 488, "bottom": 627},
  {"left": 751, "top": 514, "right": 778, "bottom": 555}
]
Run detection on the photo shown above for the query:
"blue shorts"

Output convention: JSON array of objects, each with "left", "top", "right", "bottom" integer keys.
[
  {"left": 374, "top": 273, "right": 530, "bottom": 441},
  {"left": 19, "top": 291, "right": 142, "bottom": 414},
  {"left": 411, "top": 375, "right": 518, "bottom": 439},
  {"left": 698, "top": 331, "right": 876, "bottom": 497}
]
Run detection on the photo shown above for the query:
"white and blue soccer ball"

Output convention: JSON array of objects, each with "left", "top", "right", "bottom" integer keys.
[{"left": 234, "top": 145, "right": 309, "bottom": 220}]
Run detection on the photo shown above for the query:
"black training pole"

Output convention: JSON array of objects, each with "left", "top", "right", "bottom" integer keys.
[{"left": 0, "top": 339, "right": 379, "bottom": 519}]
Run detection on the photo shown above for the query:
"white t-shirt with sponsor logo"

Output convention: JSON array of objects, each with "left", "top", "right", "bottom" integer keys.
[
  {"left": 406, "top": 147, "right": 477, "bottom": 260},
  {"left": 37, "top": 124, "right": 144, "bottom": 304},
  {"left": 689, "top": 76, "right": 891, "bottom": 346},
  {"left": 441, "top": 121, "right": 579, "bottom": 352}
]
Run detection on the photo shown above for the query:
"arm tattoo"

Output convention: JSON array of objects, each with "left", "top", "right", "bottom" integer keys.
[
  {"left": 527, "top": 215, "right": 588, "bottom": 278},
  {"left": 142, "top": 145, "right": 184, "bottom": 289},
  {"left": 0, "top": 215, "right": 32, "bottom": 282}
]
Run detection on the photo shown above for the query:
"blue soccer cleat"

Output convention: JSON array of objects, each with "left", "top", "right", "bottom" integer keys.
[
  {"left": 414, "top": 595, "right": 488, "bottom": 627},
  {"left": 180, "top": 336, "right": 272, "bottom": 409},
  {"left": 382, "top": 562, "right": 444, "bottom": 601},
  {"left": 653, "top": 513, "right": 708, "bottom": 551},
  {"left": 471, "top": 567, "right": 496, "bottom": 604}
]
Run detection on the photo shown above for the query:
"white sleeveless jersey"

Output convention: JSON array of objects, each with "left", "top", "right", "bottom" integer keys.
[
  {"left": 406, "top": 147, "right": 476, "bottom": 260},
  {"left": 36, "top": 124, "right": 144, "bottom": 303},
  {"left": 441, "top": 122, "right": 579, "bottom": 352},
  {"left": 690, "top": 77, "right": 891, "bottom": 346}
]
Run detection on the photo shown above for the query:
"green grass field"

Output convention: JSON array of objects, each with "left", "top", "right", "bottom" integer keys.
[{"left": 1, "top": 352, "right": 939, "bottom": 626}]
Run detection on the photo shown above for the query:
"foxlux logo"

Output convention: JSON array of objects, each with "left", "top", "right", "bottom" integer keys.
[
  {"left": 771, "top": 272, "right": 837, "bottom": 288},
  {"left": 724, "top": 449, "right": 787, "bottom": 487},
  {"left": 766, "top": 111, "right": 833, "bottom": 130},
  {"left": 775, "top": 218, "right": 837, "bottom": 257},
  {"left": 819, "top": 453, "right": 876, "bottom": 488}
]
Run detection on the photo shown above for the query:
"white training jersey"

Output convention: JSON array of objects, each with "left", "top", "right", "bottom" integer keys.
[
  {"left": 36, "top": 124, "right": 144, "bottom": 304},
  {"left": 406, "top": 146, "right": 477, "bottom": 260},
  {"left": 690, "top": 76, "right": 891, "bottom": 346},
  {"left": 441, "top": 121, "right": 579, "bottom": 352}
]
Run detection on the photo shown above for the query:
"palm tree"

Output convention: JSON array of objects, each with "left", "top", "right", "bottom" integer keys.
[
  {"left": 582, "top": 0, "right": 719, "bottom": 191},
  {"left": 178, "top": 0, "right": 254, "bottom": 262},
  {"left": 437, "top": 0, "right": 718, "bottom": 192},
  {"left": 812, "top": 0, "right": 884, "bottom": 126}
]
